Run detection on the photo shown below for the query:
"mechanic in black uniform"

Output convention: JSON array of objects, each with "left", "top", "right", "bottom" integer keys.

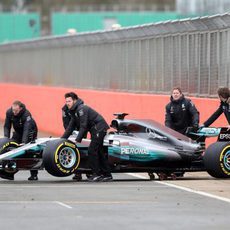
[
  {"left": 62, "top": 104, "right": 72, "bottom": 130},
  {"left": 62, "top": 103, "right": 87, "bottom": 181},
  {"left": 61, "top": 92, "right": 112, "bottom": 182},
  {"left": 203, "top": 87, "right": 230, "bottom": 127},
  {"left": 165, "top": 87, "right": 199, "bottom": 135},
  {"left": 4, "top": 100, "right": 38, "bottom": 180}
]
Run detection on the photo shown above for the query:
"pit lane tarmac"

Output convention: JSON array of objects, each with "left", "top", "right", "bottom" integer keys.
[
  {"left": 0, "top": 126, "right": 229, "bottom": 229},
  {"left": 0, "top": 171, "right": 229, "bottom": 230}
]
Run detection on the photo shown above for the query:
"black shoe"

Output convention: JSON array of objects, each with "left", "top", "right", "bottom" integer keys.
[
  {"left": 0, "top": 171, "right": 14, "bottom": 180},
  {"left": 85, "top": 173, "right": 92, "bottom": 179},
  {"left": 87, "top": 174, "right": 103, "bottom": 182},
  {"left": 28, "top": 175, "right": 38, "bottom": 181},
  {"left": 72, "top": 174, "right": 82, "bottom": 181},
  {"left": 102, "top": 175, "right": 113, "bottom": 182}
]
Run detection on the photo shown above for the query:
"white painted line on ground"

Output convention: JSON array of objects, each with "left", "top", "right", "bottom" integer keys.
[
  {"left": 156, "top": 181, "right": 230, "bottom": 203},
  {"left": 0, "top": 201, "right": 54, "bottom": 204},
  {"left": 127, "top": 173, "right": 230, "bottom": 204},
  {"left": 54, "top": 201, "right": 73, "bottom": 209},
  {"left": 0, "top": 200, "right": 73, "bottom": 208}
]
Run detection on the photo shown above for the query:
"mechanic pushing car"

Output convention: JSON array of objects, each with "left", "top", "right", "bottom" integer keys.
[
  {"left": 62, "top": 101, "right": 88, "bottom": 181},
  {"left": 165, "top": 87, "right": 200, "bottom": 135},
  {"left": 202, "top": 87, "right": 230, "bottom": 127},
  {"left": 61, "top": 92, "right": 112, "bottom": 182},
  {"left": 4, "top": 100, "right": 38, "bottom": 180}
]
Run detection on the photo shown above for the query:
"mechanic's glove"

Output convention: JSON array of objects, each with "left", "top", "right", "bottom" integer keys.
[{"left": 192, "top": 124, "right": 199, "bottom": 132}]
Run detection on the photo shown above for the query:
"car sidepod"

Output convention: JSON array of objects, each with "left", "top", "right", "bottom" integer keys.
[{"left": 106, "top": 134, "right": 183, "bottom": 165}]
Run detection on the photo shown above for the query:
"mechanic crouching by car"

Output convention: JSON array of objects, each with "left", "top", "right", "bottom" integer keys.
[
  {"left": 165, "top": 87, "right": 200, "bottom": 135},
  {"left": 202, "top": 87, "right": 230, "bottom": 127},
  {"left": 4, "top": 100, "right": 38, "bottom": 181},
  {"left": 61, "top": 92, "right": 113, "bottom": 182}
]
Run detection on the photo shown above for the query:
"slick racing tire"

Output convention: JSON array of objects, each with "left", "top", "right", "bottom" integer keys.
[
  {"left": 0, "top": 138, "right": 19, "bottom": 154},
  {"left": 0, "top": 138, "right": 19, "bottom": 175},
  {"left": 43, "top": 139, "right": 80, "bottom": 177},
  {"left": 203, "top": 142, "right": 230, "bottom": 178}
]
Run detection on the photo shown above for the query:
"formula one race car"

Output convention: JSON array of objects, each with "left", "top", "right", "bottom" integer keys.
[{"left": 0, "top": 113, "right": 229, "bottom": 180}]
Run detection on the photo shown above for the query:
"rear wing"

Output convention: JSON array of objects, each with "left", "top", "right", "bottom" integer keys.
[{"left": 188, "top": 127, "right": 230, "bottom": 141}]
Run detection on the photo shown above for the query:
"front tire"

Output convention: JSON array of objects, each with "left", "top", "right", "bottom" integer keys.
[
  {"left": 0, "top": 137, "right": 19, "bottom": 154},
  {"left": 0, "top": 138, "right": 19, "bottom": 176},
  {"left": 43, "top": 139, "right": 80, "bottom": 177},
  {"left": 203, "top": 142, "right": 230, "bottom": 178}
]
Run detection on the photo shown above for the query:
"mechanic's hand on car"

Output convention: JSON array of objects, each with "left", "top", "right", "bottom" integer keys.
[{"left": 192, "top": 124, "right": 199, "bottom": 132}]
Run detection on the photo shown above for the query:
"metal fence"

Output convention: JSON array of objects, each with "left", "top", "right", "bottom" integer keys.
[{"left": 0, "top": 13, "right": 230, "bottom": 97}]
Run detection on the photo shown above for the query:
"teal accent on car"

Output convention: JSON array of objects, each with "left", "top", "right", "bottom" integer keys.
[
  {"left": 190, "top": 127, "right": 221, "bottom": 137},
  {"left": 11, "top": 145, "right": 43, "bottom": 159},
  {"left": 108, "top": 146, "right": 166, "bottom": 162}
]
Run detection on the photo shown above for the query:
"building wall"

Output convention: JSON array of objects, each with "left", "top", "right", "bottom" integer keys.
[
  {"left": 51, "top": 12, "right": 179, "bottom": 34},
  {"left": 0, "top": 13, "right": 40, "bottom": 43},
  {"left": 0, "top": 14, "right": 229, "bottom": 97},
  {"left": 0, "top": 83, "right": 224, "bottom": 146}
]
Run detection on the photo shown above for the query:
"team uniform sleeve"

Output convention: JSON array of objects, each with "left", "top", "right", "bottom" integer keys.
[
  {"left": 203, "top": 105, "right": 223, "bottom": 127},
  {"left": 76, "top": 107, "right": 88, "bottom": 143},
  {"left": 4, "top": 111, "right": 12, "bottom": 138},
  {"left": 165, "top": 104, "right": 173, "bottom": 128},
  {"left": 188, "top": 101, "right": 199, "bottom": 127},
  {"left": 61, "top": 117, "right": 76, "bottom": 139},
  {"left": 62, "top": 110, "right": 71, "bottom": 130},
  {"left": 21, "top": 115, "right": 34, "bottom": 143}
]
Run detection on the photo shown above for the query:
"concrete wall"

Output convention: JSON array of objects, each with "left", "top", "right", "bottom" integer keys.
[{"left": 0, "top": 83, "right": 226, "bottom": 146}]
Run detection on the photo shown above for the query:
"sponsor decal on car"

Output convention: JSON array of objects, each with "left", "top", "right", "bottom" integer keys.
[
  {"left": 219, "top": 134, "right": 230, "bottom": 140},
  {"left": 64, "top": 142, "right": 75, "bottom": 149},
  {"left": 218, "top": 127, "right": 230, "bottom": 141},
  {"left": 121, "top": 147, "right": 148, "bottom": 155}
]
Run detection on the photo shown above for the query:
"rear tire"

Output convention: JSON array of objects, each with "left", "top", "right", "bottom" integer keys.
[
  {"left": 43, "top": 139, "right": 80, "bottom": 177},
  {"left": 203, "top": 142, "right": 230, "bottom": 178}
]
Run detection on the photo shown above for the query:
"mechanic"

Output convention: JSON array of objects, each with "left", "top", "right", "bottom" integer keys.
[
  {"left": 62, "top": 104, "right": 72, "bottom": 130},
  {"left": 62, "top": 103, "right": 88, "bottom": 181},
  {"left": 165, "top": 87, "right": 200, "bottom": 135},
  {"left": 203, "top": 87, "right": 230, "bottom": 127},
  {"left": 61, "top": 92, "right": 112, "bottom": 182},
  {"left": 4, "top": 100, "right": 38, "bottom": 181}
]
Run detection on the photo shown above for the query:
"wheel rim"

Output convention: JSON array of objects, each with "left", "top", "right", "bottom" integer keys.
[
  {"left": 59, "top": 147, "right": 76, "bottom": 168},
  {"left": 223, "top": 150, "right": 230, "bottom": 171}
]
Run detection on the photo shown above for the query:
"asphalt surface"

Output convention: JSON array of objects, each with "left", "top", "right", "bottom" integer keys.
[
  {"left": 0, "top": 124, "right": 229, "bottom": 229},
  {"left": 0, "top": 171, "right": 230, "bottom": 230}
]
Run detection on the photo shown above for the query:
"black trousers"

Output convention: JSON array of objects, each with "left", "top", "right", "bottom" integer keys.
[{"left": 88, "top": 130, "right": 111, "bottom": 176}]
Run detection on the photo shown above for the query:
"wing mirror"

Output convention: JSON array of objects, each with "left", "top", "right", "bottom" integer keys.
[{"left": 149, "top": 132, "right": 167, "bottom": 141}]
